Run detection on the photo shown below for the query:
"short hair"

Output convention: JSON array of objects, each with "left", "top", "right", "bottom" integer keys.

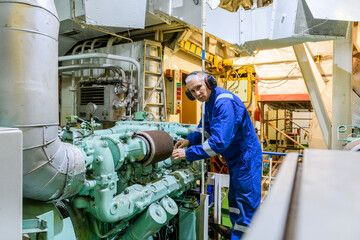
[{"left": 185, "top": 71, "right": 209, "bottom": 84}]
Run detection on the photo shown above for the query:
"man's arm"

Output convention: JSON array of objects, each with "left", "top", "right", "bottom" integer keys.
[
  {"left": 185, "top": 100, "right": 241, "bottom": 161},
  {"left": 172, "top": 117, "right": 210, "bottom": 161}
]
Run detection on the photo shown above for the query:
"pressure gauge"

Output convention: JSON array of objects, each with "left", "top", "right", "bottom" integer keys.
[{"left": 86, "top": 102, "right": 97, "bottom": 115}]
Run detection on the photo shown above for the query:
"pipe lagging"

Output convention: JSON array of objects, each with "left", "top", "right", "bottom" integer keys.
[{"left": 0, "top": 0, "right": 86, "bottom": 201}]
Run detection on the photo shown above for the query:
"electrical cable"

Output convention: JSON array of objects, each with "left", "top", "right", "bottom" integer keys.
[
  {"left": 258, "top": 66, "right": 301, "bottom": 89},
  {"left": 207, "top": 190, "right": 215, "bottom": 208},
  {"left": 224, "top": 68, "right": 254, "bottom": 109}
]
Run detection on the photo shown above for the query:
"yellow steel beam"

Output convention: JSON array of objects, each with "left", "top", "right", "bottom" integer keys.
[{"left": 179, "top": 39, "right": 215, "bottom": 63}]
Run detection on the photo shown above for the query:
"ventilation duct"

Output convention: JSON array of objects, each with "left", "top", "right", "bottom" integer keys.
[
  {"left": 237, "top": 0, "right": 349, "bottom": 54},
  {"left": 148, "top": 0, "right": 353, "bottom": 54},
  {"left": 0, "top": 0, "right": 85, "bottom": 201}
]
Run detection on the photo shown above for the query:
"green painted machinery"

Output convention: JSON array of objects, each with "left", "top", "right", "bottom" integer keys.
[{"left": 24, "top": 119, "right": 202, "bottom": 240}]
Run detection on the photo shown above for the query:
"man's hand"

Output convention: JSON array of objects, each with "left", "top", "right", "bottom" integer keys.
[
  {"left": 174, "top": 139, "right": 190, "bottom": 149},
  {"left": 171, "top": 148, "right": 186, "bottom": 161}
]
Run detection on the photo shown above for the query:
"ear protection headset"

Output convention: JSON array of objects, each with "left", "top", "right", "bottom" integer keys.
[{"left": 185, "top": 72, "right": 217, "bottom": 101}]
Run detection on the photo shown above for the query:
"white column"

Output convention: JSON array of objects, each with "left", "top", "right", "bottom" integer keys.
[{"left": 332, "top": 23, "right": 353, "bottom": 150}]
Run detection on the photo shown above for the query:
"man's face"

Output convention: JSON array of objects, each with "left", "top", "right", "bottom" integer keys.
[{"left": 186, "top": 77, "right": 212, "bottom": 102}]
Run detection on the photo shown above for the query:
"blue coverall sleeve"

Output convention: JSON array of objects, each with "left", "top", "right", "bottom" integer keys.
[
  {"left": 185, "top": 99, "right": 239, "bottom": 161},
  {"left": 186, "top": 117, "right": 211, "bottom": 146}
]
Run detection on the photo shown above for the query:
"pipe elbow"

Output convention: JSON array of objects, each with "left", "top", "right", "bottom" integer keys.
[{"left": 23, "top": 139, "right": 86, "bottom": 201}]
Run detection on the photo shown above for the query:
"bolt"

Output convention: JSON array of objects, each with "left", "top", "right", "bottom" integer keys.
[
  {"left": 110, "top": 203, "right": 118, "bottom": 215},
  {"left": 41, "top": 220, "right": 47, "bottom": 228},
  {"left": 96, "top": 156, "right": 103, "bottom": 163},
  {"left": 102, "top": 141, "right": 108, "bottom": 147},
  {"left": 124, "top": 189, "right": 129, "bottom": 194},
  {"left": 155, "top": 209, "right": 161, "bottom": 217}
]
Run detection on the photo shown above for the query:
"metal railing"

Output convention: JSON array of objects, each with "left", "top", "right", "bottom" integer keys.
[{"left": 262, "top": 151, "right": 303, "bottom": 192}]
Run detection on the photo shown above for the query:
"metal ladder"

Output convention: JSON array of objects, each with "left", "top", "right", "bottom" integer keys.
[{"left": 142, "top": 40, "right": 167, "bottom": 120}]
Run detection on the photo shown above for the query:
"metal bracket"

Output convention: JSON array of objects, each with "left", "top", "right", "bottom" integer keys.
[
  {"left": 22, "top": 211, "right": 54, "bottom": 239},
  {"left": 149, "top": 10, "right": 172, "bottom": 25}
]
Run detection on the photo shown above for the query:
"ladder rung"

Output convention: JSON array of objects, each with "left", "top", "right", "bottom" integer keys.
[
  {"left": 146, "top": 103, "right": 165, "bottom": 106},
  {"left": 145, "top": 71, "right": 162, "bottom": 76},
  {"left": 144, "top": 87, "right": 163, "bottom": 91},
  {"left": 145, "top": 41, "right": 162, "bottom": 47},
  {"left": 145, "top": 55, "right": 161, "bottom": 61}
]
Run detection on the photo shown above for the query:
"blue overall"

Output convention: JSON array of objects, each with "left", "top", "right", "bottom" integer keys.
[{"left": 185, "top": 87, "right": 262, "bottom": 239}]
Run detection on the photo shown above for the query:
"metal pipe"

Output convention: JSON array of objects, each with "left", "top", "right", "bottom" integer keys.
[
  {"left": 125, "top": 23, "right": 184, "bottom": 36},
  {"left": 262, "top": 151, "right": 304, "bottom": 157},
  {"left": 90, "top": 38, "right": 108, "bottom": 50},
  {"left": 106, "top": 36, "right": 117, "bottom": 54},
  {"left": 0, "top": 0, "right": 85, "bottom": 201},
  {"left": 269, "top": 155, "right": 272, "bottom": 192},
  {"left": 200, "top": 2, "right": 209, "bottom": 240},
  {"left": 80, "top": 40, "right": 93, "bottom": 85},
  {"left": 58, "top": 53, "right": 141, "bottom": 111},
  {"left": 201, "top": 0, "right": 206, "bottom": 196},
  {"left": 59, "top": 64, "right": 126, "bottom": 73},
  {"left": 70, "top": 45, "right": 83, "bottom": 115}
]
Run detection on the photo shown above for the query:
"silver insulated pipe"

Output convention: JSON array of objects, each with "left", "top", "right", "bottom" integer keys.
[{"left": 0, "top": 0, "right": 85, "bottom": 201}]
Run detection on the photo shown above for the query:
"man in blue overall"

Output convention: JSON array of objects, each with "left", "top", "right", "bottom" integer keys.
[{"left": 171, "top": 71, "right": 262, "bottom": 239}]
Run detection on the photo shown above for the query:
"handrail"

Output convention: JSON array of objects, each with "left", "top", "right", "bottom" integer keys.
[{"left": 262, "top": 151, "right": 303, "bottom": 157}]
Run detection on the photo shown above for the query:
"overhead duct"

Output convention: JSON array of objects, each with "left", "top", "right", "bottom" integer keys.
[
  {"left": 149, "top": 0, "right": 352, "bottom": 54},
  {"left": 54, "top": 0, "right": 147, "bottom": 55},
  {"left": 0, "top": 0, "right": 85, "bottom": 201},
  {"left": 237, "top": 0, "right": 349, "bottom": 54}
]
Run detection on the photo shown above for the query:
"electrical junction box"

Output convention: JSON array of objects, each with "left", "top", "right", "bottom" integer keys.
[{"left": 226, "top": 80, "right": 249, "bottom": 103}]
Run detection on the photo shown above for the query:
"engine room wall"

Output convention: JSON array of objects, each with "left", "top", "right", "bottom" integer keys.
[{"left": 163, "top": 47, "right": 203, "bottom": 124}]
